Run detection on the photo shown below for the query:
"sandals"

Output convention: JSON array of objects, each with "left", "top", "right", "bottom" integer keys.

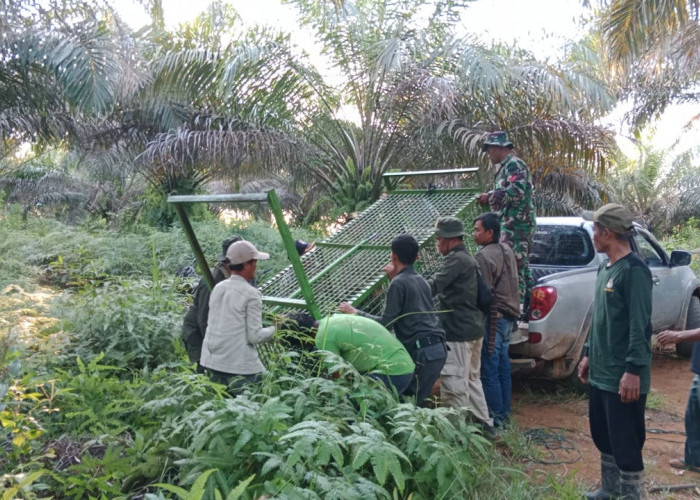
[{"left": 670, "top": 458, "right": 700, "bottom": 473}]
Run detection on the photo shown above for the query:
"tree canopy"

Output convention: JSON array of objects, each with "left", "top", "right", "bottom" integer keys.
[{"left": 0, "top": 0, "right": 697, "bottom": 229}]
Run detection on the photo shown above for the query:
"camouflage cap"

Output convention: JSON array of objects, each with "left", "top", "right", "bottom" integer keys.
[
  {"left": 435, "top": 216, "right": 464, "bottom": 238},
  {"left": 582, "top": 203, "right": 636, "bottom": 236},
  {"left": 481, "top": 131, "right": 514, "bottom": 152},
  {"left": 216, "top": 235, "right": 243, "bottom": 261}
]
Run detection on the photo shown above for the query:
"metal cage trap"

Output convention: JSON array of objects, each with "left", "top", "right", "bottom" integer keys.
[{"left": 169, "top": 168, "right": 483, "bottom": 325}]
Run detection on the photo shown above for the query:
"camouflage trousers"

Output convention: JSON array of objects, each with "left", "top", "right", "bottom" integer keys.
[{"left": 500, "top": 233, "right": 534, "bottom": 308}]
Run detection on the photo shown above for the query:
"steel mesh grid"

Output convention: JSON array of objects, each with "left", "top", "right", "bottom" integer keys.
[
  {"left": 260, "top": 244, "right": 365, "bottom": 299},
  {"left": 326, "top": 190, "right": 478, "bottom": 246},
  {"left": 261, "top": 188, "right": 481, "bottom": 315}
]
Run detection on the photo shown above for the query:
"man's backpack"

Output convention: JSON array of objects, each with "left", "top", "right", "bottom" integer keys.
[{"left": 475, "top": 271, "right": 494, "bottom": 315}]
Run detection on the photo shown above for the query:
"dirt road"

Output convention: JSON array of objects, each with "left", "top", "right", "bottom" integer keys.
[{"left": 512, "top": 347, "right": 700, "bottom": 498}]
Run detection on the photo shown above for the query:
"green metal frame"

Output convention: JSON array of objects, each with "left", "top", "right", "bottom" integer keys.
[
  {"left": 167, "top": 190, "right": 321, "bottom": 319},
  {"left": 168, "top": 167, "right": 483, "bottom": 323}
]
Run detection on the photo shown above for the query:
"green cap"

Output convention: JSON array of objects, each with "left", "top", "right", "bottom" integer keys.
[
  {"left": 435, "top": 216, "right": 464, "bottom": 238},
  {"left": 481, "top": 131, "right": 514, "bottom": 152},
  {"left": 582, "top": 203, "right": 636, "bottom": 235}
]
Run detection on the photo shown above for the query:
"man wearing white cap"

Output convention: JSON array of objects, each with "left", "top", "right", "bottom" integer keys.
[{"left": 200, "top": 240, "right": 276, "bottom": 393}]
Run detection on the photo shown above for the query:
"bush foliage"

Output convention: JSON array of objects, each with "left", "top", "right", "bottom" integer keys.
[{"left": 0, "top": 208, "right": 589, "bottom": 499}]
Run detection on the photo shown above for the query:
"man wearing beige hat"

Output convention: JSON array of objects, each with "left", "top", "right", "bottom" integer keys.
[
  {"left": 577, "top": 203, "right": 652, "bottom": 500},
  {"left": 428, "top": 216, "right": 494, "bottom": 433},
  {"left": 200, "top": 240, "right": 276, "bottom": 393}
]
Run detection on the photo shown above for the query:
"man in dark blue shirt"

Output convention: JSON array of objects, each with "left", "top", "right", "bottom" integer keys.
[
  {"left": 338, "top": 234, "right": 447, "bottom": 406},
  {"left": 658, "top": 326, "right": 700, "bottom": 474}
]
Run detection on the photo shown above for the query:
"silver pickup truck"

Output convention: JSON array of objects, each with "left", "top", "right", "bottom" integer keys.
[{"left": 510, "top": 217, "right": 700, "bottom": 382}]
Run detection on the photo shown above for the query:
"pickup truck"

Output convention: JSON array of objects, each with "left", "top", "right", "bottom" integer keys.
[{"left": 509, "top": 216, "right": 700, "bottom": 382}]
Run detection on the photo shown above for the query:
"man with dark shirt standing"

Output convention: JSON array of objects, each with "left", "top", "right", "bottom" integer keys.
[
  {"left": 657, "top": 326, "right": 700, "bottom": 473},
  {"left": 578, "top": 203, "right": 652, "bottom": 500},
  {"left": 181, "top": 235, "right": 241, "bottom": 369},
  {"left": 338, "top": 234, "right": 447, "bottom": 406},
  {"left": 428, "top": 217, "right": 493, "bottom": 430}
]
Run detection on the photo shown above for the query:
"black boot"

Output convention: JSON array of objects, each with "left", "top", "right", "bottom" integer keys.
[
  {"left": 619, "top": 470, "right": 644, "bottom": 499},
  {"left": 585, "top": 453, "right": 620, "bottom": 499}
]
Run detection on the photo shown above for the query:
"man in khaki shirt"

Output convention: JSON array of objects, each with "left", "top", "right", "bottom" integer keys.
[{"left": 428, "top": 217, "right": 493, "bottom": 431}]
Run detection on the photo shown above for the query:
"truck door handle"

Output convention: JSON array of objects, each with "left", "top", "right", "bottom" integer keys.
[{"left": 652, "top": 276, "right": 660, "bottom": 285}]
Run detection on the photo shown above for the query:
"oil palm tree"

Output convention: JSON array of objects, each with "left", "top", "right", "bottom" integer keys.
[
  {"left": 596, "top": 0, "right": 700, "bottom": 131},
  {"left": 291, "top": 0, "right": 620, "bottom": 218},
  {"left": 1, "top": 1, "right": 319, "bottom": 223}
]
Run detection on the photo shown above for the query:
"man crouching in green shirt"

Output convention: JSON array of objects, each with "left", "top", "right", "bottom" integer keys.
[
  {"left": 314, "top": 314, "right": 415, "bottom": 397},
  {"left": 578, "top": 203, "right": 652, "bottom": 500}
]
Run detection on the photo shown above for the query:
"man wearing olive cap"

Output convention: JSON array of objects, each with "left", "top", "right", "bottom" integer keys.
[
  {"left": 477, "top": 131, "right": 536, "bottom": 314},
  {"left": 200, "top": 240, "right": 276, "bottom": 393},
  {"left": 428, "top": 216, "right": 494, "bottom": 431},
  {"left": 577, "top": 203, "right": 651, "bottom": 500},
  {"left": 181, "top": 235, "right": 242, "bottom": 368}
]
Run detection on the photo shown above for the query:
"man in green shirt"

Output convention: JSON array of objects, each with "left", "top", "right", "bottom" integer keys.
[
  {"left": 315, "top": 314, "right": 415, "bottom": 396},
  {"left": 428, "top": 217, "right": 493, "bottom": 431},
  {"left": 578, "top": 203, "right": 652, "bottom": 500}
]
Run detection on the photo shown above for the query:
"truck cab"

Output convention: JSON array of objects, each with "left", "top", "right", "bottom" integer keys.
[{"left": 510, "top": 217, "right": 698, "bottom": 380}]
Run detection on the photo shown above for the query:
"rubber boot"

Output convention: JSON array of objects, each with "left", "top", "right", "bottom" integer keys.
[
  {"left": 619, "top": 470, "right": 644, "bottom": 500},
  {"left": 585, "top": 453, "right": 620, "bottom": 499}
]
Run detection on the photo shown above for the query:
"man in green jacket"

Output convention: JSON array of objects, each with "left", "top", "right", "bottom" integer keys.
[
  {"left": 315, "top": 314, "right": 415, "bottom": 397},
  {"left": 428, "top": 217, "right": 493, "bottom": 431},
  {"left": 577, "top": 203, "right": 652, "bottom": 500},
  {"left": 181, "top": 235, "right": 241, "bottom": 368}
]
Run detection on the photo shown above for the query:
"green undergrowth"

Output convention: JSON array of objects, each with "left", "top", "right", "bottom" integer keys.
[
  {"left": 0, "top": 209, "right": 320, "bottom": 291},
  {"left": 2, "top": 341, "right": 583, "bottom": 499},
  {"left": 0, "top": 209, "right": 586, "bottom": 498}
]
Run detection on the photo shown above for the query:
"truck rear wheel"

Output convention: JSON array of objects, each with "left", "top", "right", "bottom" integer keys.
[{"left": 677, "top": 295, "right": 700, "bottom": 358}]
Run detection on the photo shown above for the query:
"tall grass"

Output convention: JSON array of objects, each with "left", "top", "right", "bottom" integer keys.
[{"left": 0, "top": 207, "right": 589, "bottom": 498}]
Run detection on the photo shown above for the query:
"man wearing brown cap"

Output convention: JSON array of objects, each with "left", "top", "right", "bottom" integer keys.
[
  {"left": 477, "top": 131, "right": 536, "bottom": 316},
  {"left": 577, "top": 203, "right": 652, "bottom": 500},
  {"left": 200, "top": 240, "right": 276, "bottom": 393},
  {"left": 181, "top": 235, "right": 242, "bottom": 368},
  {"left": 428, "top": 216, "right": 494, "bottom": 431}
]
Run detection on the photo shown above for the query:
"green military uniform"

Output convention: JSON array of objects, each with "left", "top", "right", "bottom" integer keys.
[{"left": 483, "top": 133, "right": 536, "bottom": 305}]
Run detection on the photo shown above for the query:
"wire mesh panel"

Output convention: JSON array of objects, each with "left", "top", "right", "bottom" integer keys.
[
  {"left": 326, "top": 190, "right": 478, "bottom": 247},
  {"left": 260, "top": 188, "right": 481, "bottom": 316}
]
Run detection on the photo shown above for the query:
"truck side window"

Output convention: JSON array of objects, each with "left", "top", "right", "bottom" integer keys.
[
  {"left": 634, "top": 234, "right": 665, "bottom": 267},
  {"left": 530, "top": 226, "right": 594, "bottom": 266}
]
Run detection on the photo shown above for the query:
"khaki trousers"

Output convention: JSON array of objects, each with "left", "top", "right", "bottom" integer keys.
[{"left": 440, "top": 338, "right": 493, "bottom": 427}]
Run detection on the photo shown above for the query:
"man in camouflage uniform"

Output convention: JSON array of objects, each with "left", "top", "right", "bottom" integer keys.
[
  {"left": 478, "top": 131, "right": 536, "bottom": 313},
  {"left": 181, "top": 235, "right": 241, "bottom": 369}
]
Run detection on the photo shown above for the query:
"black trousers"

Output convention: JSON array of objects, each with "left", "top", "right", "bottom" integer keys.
[
  {"left": 205, "top": 367, "right": 262, "bottom": 396},
  {"left": 589, "top": 385, "right": 647, "bottom": 472},
  {"left": 405, "top": 338, "right": 447, "bottom": 407}
]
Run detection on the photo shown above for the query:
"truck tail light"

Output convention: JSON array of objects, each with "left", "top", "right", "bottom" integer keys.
[
  {"left": 529, "top": 332, "right": 542, "bottom": 343},
  {"left": 530, "top": 286, "right": 557, "bottom": 321}
]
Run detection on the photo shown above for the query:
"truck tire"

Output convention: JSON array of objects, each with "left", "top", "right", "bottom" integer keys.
[{"left": 677, "top": 295, "right": 700, "bottom": 358}]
